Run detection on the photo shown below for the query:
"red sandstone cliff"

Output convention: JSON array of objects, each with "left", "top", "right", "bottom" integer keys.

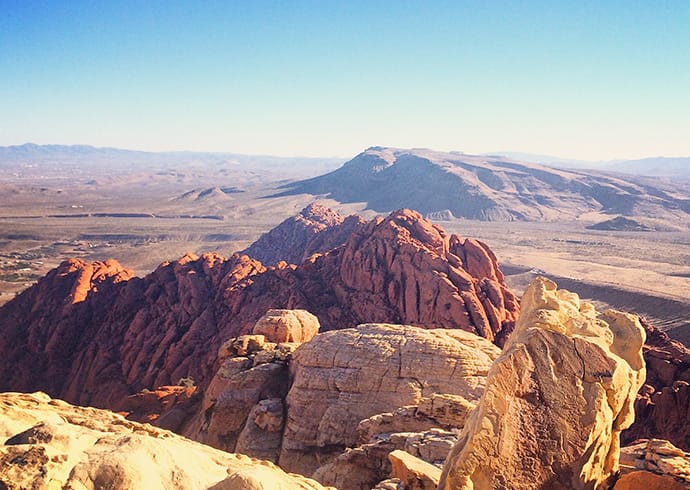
[{"left": 0, "top": 208, "right": 518, "bottom": 408}]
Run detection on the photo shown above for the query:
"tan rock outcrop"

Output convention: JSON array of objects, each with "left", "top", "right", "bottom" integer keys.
[
  {"left": 439, "top": 277, "right": 647, "bottom": 490},
  {"left": 252, "top": 309, "right": 320, "bottom": 343},
  {"left": 183, "top": 334, "right": 296, "bottom": 460},
  {"left": 0, "top": 392, "right": 329, "bottom": 490},
  {"left": 115, "top": 384, "right": 199, "bottom": 431},
  {"left": 279, "top": 323, "right": 500, "bottom": 475},
  {"left": 388, "top": 449, "right": 441, "bottom": 490},
  {"left": 617, "top": 439, "right": 690, "bottom": 488}
]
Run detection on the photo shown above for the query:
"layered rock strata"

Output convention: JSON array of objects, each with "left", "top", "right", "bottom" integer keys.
[
  {"left": 0, "top": 392, "right": 329, "bottom": 490},
  {"left": 280, "top": 324, "right": 500, "bottom": 476},
  {"left": 439, "top": 277, "right": 647, "bottom": 490}
]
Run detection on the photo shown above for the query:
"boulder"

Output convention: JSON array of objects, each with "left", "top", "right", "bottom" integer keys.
[
  {"left": 388, "top": 450, "right": 441, "bottom": 490},
  {"left": 439, "top": 277, "right": 647, "bottom": 490},
  {"left": 0, "top": 392, "right": 329, "bottom": 490},
  {"left": 252, "top": 309, "right": 320, "bottom": 343}
]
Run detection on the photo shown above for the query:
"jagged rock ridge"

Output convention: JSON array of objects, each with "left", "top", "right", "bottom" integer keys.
[
  {"left": 0, "top": 207, "right": 518, "bottom": 408},
  {"left": 242, "top": 202, "right": 366, "bottom": 266},
  {"left": 275, "top": 147, "right": 690, "bottom": 222}
]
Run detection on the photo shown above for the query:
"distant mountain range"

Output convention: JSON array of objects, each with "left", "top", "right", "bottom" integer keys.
[
  {"left": 0, "top": 143, "right": 345, "bottom": 182},
  {"left": 277, "top": 147, "right": 690, "bottom": 224},
  {"left": 489, "top": 151, "right": 690, "bottom": 177}
]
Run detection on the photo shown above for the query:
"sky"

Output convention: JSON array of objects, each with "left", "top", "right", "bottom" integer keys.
[{"left": 1, "top": 1, "right": 689, "bottom": 160}]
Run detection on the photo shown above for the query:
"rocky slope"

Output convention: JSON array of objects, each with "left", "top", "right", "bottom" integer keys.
[
  {"left": 0, "top": 208, "right": 518, "bottom": 408},
  {"left": 623, "top": 318, "right": 690, "bottom": 451},
  {"left": 440, "top": 278, "right": 647, "bottom": 489},
  {"left": 276, "top": 147, "right": 690, "bottom": 222},
  {"left": 0, "top": 391, "right": 328, "bottom": 490}
]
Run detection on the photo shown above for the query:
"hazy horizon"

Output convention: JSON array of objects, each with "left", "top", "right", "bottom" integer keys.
[{"left": 2, "top": 1, "right": 689, "bottom": 161}]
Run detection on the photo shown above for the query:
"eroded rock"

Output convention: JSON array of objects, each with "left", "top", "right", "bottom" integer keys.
[
  {"left": 280, "top": 323, "right": 500, "bottom": 476},
  {"left": 252, "top": 309, "right": 320, "bottom": 343},
  {"left": 439, "top": 277, "right": 647, "bottom": 490},
  {"left": 0, "top": 392, "right": 329, "bottom": 490}
]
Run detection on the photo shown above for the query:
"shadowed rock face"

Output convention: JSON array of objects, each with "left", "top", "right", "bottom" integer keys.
[
  {"left": 623, "top": 318, "right": 690, "bottom": 451},
  {"left": 0, "top": 208, "right": 518, "bottom": 408}
]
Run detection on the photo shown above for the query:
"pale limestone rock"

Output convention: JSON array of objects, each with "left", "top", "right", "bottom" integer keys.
[
  {"left": 184, "top": 360, "right": 288, "bottom": 458},
  {"left": 185, "top": 329, "right": 303, "bottom": 459},
  {"left": 372, "top": 479, "right": 404, "bottom": 490},
  {"left": 252, "top": 309, "right": 320, "bottom": 343},
  {"left": 439, "top": 277, "right": 647, "bottom": 490},
  {"left": 314, "top": 428, "right": 459, "bottom": 490},
  {"left": 618, "top": 439, "right": 690, "bottom": 486},
  {"left": 388, "top": 449, "right": 441, "bottom": 490},
  {"left": 404, "top": 428, "right": 458, "bottom": 464},
  {"left": 0, "top": 392, "right": 329, "bottom": 490},
  {"left": 279, "top": 323, "right": 501, "bottom": 475}
]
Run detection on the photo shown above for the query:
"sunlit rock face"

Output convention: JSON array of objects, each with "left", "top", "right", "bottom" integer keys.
[
  {"left": 278, "top": 323, "right": 501, "bottom": 476},
  {"left": 439, "top": 277, "right": 646, "bottom": 490},
  {"left": 0, "top": 392, "right": 330, "bottom": 490}
]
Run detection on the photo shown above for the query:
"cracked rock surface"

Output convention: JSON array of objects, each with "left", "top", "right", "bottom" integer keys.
[
  {"left": 279, "top": 323, "right": 500, "bottom": 476},
  {"left": 439, "top": 277, "right": 647, "bottom": 490},
  {"left": 0, "top": 392, "right": 329, "bottom": 490}
]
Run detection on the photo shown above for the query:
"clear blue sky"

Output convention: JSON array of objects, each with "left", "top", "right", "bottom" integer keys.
[{"left": 1, "top": 1, "right": 688, "bottom": 159}]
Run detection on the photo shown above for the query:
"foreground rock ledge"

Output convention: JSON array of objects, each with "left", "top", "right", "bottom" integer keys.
[
  {"left": 439, "top": 277, "right": 647, "bottom": 490},
  {"left": 0, "top": 392, "right": 329, "bottom": 490}
]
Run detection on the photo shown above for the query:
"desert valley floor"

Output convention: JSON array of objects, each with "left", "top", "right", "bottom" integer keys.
[{"left": 3, "top": 192, "right": 689, "bottom": 343}]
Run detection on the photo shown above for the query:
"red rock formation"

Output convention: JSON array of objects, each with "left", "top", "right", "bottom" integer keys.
[
  {"left": 242, "top": 202, "right": 365, "bottom": 266},
  {"left": 117, "top": 385, "right": 200, "bottom": 432},
  {"left": 0, "top": 208, "right": 518, "bottom": 408},
  {"left": 623, "top": 318, "right": 690, "bottom": 451},
  {"left": 227, "top": 209, "right": 518, "bottom": 345}
]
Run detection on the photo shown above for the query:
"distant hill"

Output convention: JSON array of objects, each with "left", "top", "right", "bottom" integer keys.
[
  {"left": 604, "top": 157, "right": 690, "bottom": 177},
  {"left": 489, "top": 151, "right": 690, "bottom": 178},
  {"left": 275, "top": 147, "right": 690, "bottom": 223},
  {"left": 0, "top": 143, "right": 345, "bottom": 183},
  {"left": 586, "top": 216, "right": 654, "bottom": 232}
]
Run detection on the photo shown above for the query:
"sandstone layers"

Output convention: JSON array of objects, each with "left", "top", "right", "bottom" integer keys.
[
  {"left": 0, "top": 207, "right": 518, "bottom": 407},
  {"left": 0, "top": 391, "right": 328, "bottom": 490},
  {"left": 181, "top": 320, "right": 500, "bottom": 483},
  {"left": 439, "top": 278, "right": 647, "bottom": 490}
]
